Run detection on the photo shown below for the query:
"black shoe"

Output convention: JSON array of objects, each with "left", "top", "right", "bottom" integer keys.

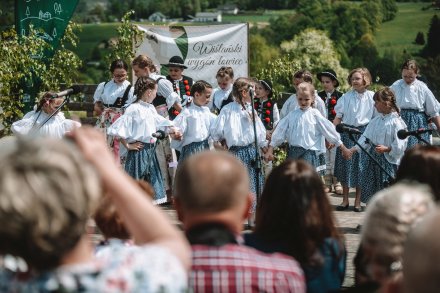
[
  {"left": 336, "top": 204, "right": 349, "bottom": 211},
  {"left": 354, "top": 206, "right": 363, "bottom": 212}
]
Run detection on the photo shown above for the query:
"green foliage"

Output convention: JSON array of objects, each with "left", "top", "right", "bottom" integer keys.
[
  {"left": 0, "top": 23, "right": 82, "bottom": 134},
  {"left": 349, "top": 33, "right": 379, "bottom": 70},
  {"left": 380, "top": 0, "right": 398, "bottom": 22},
  {"left": 424, "top": 14, "right": 440, "bottom": 58},
  {"left": 421, "top": 55, "right": 440, "bottom": 98},
  {"left": 249, "top": 34, "right": 280, "bottom": 77},
  {"left": 415, "top": 31, "right": 425, "bottom": 45}
]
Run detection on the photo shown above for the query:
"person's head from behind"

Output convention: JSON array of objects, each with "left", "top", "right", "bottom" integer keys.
[
  {"left": 110, "top": 59, "right": 128, "bottom": 85},
  {"left": 255, "top": 159, "right": 341, "bottom": 264},
  {"left": 296, "top": 82, "right": 315, "bottom": 110},
  {"left": 292, "top": 69, "right": 313, "bottom": 91},
  {"left": 403, "top": 207, "right": 440, "bottom": 293},
  {"left": 216, "top": 66, "right": 234, "bottom": 90},
  {"left": 0, "top": 137, "right": 101, "bottom": 271},
  {"left": 348, "top": 67, "right": 372, "bottom": 92},
  {"left": 133, "top": 76, "right": 157, "bottom": 104},
  {"left": 132, "top": 55, "right": 156, "bottom": 77},
  {"left": 94, "top": 180, "right": 154, "bottom": 241},
  {"left": 190, "top": 80, "right": 213, "bottom": 107},
  {"left": 359, "top": 183, "right": 434, "bottom": 287},
  {"left": 373, "top": 87, "right": 400, "bottom": 115},
  {"left": 395, "top": 145, "right": 440, "bottom": 201},
  {"left": 173, "top": 151, "right": 251, "bottom": 233},
  {"left": 232, "top": 77, "right": 252, "bottom": 105},
  {"left": 401, "top": 59, "right": 419, "bottom": 85}
]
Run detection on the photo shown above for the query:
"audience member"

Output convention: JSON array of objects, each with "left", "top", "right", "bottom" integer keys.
[{"left": 174, "top": 151, "right": 306, "bottom": 293}]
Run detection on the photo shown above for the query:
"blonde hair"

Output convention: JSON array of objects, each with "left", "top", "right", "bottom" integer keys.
[
  {"left": 0, "top": 137, "right": 101, "bottom": 271},
  {"left": 360, "top": 183, "right": 434, "bottom": 282},
  {"left": 132, "top": 54, "right": 156, "bottom": 72},
  {"left": 348, "top": 67, "right": 372, "bottom": 87}
]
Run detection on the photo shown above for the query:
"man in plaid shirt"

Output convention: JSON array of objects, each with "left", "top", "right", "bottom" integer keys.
[{"left": 174, "top": 151, "right": 306, "bottom": 293}]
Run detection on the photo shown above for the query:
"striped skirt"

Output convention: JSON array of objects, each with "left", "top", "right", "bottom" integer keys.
[
  {"left": 401, "top": 109, "right": 430, "bottom": 149},
  {"left": 179, "top": 139, "right": 210, "bottom": 163},
  {"left": 229, "top": 144, "right": 264, "bottom": 212},
  {"left": 287, "top": 145, "right": 326, "bottom": 175},
  {"left": 334, "top": 125, "right": 367, "bottom": 187},
  {"left": 359, "top": 148, "right": 397, "bottom": 204},
  {"left": 124, "top": 143, "right": 166, "bottom": 205}
]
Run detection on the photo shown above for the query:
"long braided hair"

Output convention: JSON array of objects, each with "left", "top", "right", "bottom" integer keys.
[
  {"left": 133, "top": 77, "right": 157, "bottom": 103},
  {"left": 232, "top": 77, "right": 251, "bottom": 111}
]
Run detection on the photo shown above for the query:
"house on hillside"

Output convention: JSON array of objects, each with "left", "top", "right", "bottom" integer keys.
[
  {"left": 193, "top": 12, "right": 222, "bottom": 22},
  {"left": 148, "top": 12, "right": 167, "bottom": 22},
  {"left": 218, "top": 3, "right": 239, "bottom": 15}
]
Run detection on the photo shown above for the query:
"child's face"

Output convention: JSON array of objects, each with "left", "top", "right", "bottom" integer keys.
[
  {"left": 113, "top": 68, "right": 128, "bottom": 85},
  {"left": 217, "top": 76, "right": 232, "bottom": 90},
  {"left": 133, "top": 65, "right": 150, "bottom": 78},
  {"left": 255, "top": 83, "right": 270, "bottom": 100},
  {"left": 168, "top": 66, "right": 184, "bottom": 81},
  {"left": 350, "top": 72, "right": 366, "bottom": 92},
  {"left": 142, "top": 85, "right": 158, "bottom": 103},
  {"left": 293, "top": 77, "right": 303, "bottom": 90},
  {"left": 374, "top": 99, "right": 391, "bottom": 114},
  {"left": 297, "top": 92, "right": 314, "bottom": 110},
  {"left": 320, "top": 76, "right": 336, "bottom": 93},
  {"left": 194, "top": 88, "right": 213, "bottom": 106},
  {"left": 402, "top": 69, "right": 417, "bottom": 85}
]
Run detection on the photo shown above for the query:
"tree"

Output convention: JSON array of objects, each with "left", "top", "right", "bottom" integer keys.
[
  {"left": 380, "top": 0, "right": 398, "bottom": 22},
  {"left": 415, "top": 32, "right": 425, "bottom": 45},
  {"left": 424, "top": 15, "right": 440, "bottom": 58},
  {"left": 249, "top": 34, "right": 280, "bottom": 77},
  {"left": 421, "top": 55, "right": 440, "bottom": 98}
]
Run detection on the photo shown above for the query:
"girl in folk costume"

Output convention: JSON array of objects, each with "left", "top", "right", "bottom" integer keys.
[
  {"left": 390, "top": 59, "right": 440, "bottom": 149},
  {"left": 254, "top": 79, "right": 279, "bottom": 176},
  {"left": 93, "top": 59, "right": 134, "bottom": 164},
  {"left": 12, "top": 92, "right": 81, "bottom": 138},
  {"left": 265, "top": 82, "right": 346, "bottom": 175},
  {"left": 171, "top": 80, "right": 216, "bottom": 162},
  {"left": 209, "top": 66, "right": 234, "bottom": 114},
  {"left": 333, "top": 68, "right": 376, "bottom": 212},
  {"left": 210, "top": 77, "right": 267, "bottom": 214},
  {"left": 345, "top": 87, "right": 407, "bottom": 204},
  {"left": 317, "top": 69, "right": 344, "bottom": 194},
  {"left": 107, "top": 77, "right": 181, "bottom": 205}
]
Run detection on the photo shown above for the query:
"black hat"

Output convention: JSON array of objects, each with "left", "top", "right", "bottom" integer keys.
[
  {"left": 162, "top": 56, "right": 187, "bottom": 69},
  {"left": 317, "top": 69, "right": 340, "bottom": 88},
  {"left": 259, "top": 79, "right": 273, "bottom": 97}
]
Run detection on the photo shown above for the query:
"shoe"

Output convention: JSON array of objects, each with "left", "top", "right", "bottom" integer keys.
[
  {"left": 354, "top": 206, "right": 363, "bottom": 212},
  {"left": 334, "top": 182, "right": 343, "bottom": 195},
  {"left": 336, "top": 204, "right": 349, "bottom": 211}
]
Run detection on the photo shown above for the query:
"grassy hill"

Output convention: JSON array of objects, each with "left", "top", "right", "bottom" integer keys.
[{"left": 374, "top": 2, "right": 438, "bottom": 56}]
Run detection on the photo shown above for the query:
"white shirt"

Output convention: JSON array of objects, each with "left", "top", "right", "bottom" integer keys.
[
  {"left": 271, "top": 107, "right": 342, "bottom": 151},
  {"left": 334, "top": 89, "right": 376, "bottom": 126},
  {"left": 209, "top": 86, "right": 233, "bottom": 112},
  {"left": 171, "top": 103, "right": 217, "bottom": 151},
  {"left": 93, "top": 80, "right": 134, "bottom": 105},
  {"left": 11, "top": 111, "right": 80, "bottom": 139},
  {"left": 390, "top": 79, "right": 439, "bottom": 118},
  {"left": 210, "top": 101, "right": 267, "bottom": 148},
  {"left": 107, "top": 101, "right": 173, "bottom": 144},
  {"left": 355, "top": 112, "right": 407, "bottom": 165},
  {"left": 279, "top": 91, "right": 327, "bottom": 120}
]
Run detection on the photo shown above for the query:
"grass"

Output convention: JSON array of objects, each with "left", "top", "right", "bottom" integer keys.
[{"left": 374, "top": 2, "right": 438, "bottom": 56}]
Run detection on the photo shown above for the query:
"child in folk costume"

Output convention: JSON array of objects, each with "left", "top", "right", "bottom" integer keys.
[
  {"left": 209, "top": 66, "right": 234, "bottom": 114},
  {"left": 317, "top": 69, "right": 344, "bottom": 194},
  {"left": 107, "top": 77, "right": 181, "bottom": 205},
  {"left": 345, "top": 87, "right": 407, "bottom": 204},
  {"left": 390, "top": 59, "right": 440, "bottom": 149},
  {"left": 333, "top": 68, "right": 376, "bottom": 212},
  {"left": 265, "top": 82, "right": 346, "bottom": 175},
  {"left": 12, "top": 92, "right": 81, "bottom": 138},
  {"left": 279, "top": 70, "right": 327, "bottom": 120},
  {"left": 171, "top": 80, "right": 216, "bottom": 162},
  {"left": 254, "top": 79, "right": 280, "bottom": 176},
  {"left": 164, "top": 56, "right": 194, "bottom": 120},
  {"left": 210, "top": 77, "right": 267, "bottom": 214},
  {"left": 94, "top": 59, "right": 134, "bottom": 164}
]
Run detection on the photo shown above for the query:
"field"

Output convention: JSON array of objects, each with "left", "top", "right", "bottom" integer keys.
[{"left": 374, "top": 2, "right": 438, "bottom": 56}]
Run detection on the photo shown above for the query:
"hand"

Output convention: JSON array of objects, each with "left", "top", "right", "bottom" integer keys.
[
  {"left": 127, "top": 141, "right": 143, "bottom": 151},
  {"left": 341, "top": 146, "right": 354, "bottom": 160},
  {"left": 266, "top": 130, "right": 272, "bottom": 141},
  {"left": 169, "top": 127, "right": 183, "bottom": 141},
  {"left": 326, "top": 140, "right": 335, "bottom": 150},
  {"left": 213, "top": 140, "right": 227, "bottom": 150},
  {"left": 94, "top": 102, "right": 103, "bottom": 116},
  {"left": 375, "top": 145, "right": 390, "bottom": 154},
  {"left": 261, "top": 146, "right": 268, "bottom": 154},
  {"left": 264, "top": 152, "right": 274, "bottom": 162}
]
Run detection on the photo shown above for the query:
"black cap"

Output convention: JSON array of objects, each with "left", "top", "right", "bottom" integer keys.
[
  {"left": 162, "top": 56, "right": 187, "bottom": 69},
  {"left": 317, "top": 69, "right": 340, "bottom": 88}
]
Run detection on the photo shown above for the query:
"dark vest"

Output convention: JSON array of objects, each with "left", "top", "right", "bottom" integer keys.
[
  {"left": 317, "top": 90, "right": 343, "bottom": 122},
  {"left": 254, "top": 98, "right": 275, "bottom": 130},
  {"left": 166, "top": 75, "right": 194, "bottom": 120}
]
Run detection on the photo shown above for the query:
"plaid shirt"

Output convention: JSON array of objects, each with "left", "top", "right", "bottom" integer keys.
[{"left": 190, "top": 244, "right": 306, "bottom": 293}]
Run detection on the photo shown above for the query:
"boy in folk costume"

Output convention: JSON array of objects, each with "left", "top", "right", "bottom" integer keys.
[
  {"left": 163, "top": 56, "right": 194, "bottom": 120},
  {"left": 317, "top": 69, "right": 344, "bottom": 194}
]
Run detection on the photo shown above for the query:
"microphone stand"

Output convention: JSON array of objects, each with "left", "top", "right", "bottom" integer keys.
[
  {"left": 32, "top": 95, "right": 70, "bottom": 133},
  {"left": 249, "top": 89, "right": 262, "bottom": 201},
  {"left": 348, "top": 133, "right": 394, "bottom": 182},
  {"left": 414, "top": 133, "right": 431, "bottom": 145}
]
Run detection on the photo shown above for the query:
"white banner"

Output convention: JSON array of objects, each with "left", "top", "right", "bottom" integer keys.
[{"left": 135, "top": 23, "right": 249, "bottom": 86}]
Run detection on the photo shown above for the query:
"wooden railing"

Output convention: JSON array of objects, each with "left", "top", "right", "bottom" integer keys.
[{"left": 63, "top": 84, "right": 98, "bottom": 125}]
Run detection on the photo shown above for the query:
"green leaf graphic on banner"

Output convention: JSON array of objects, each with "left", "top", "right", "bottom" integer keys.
[{"left": 173, "top": 26, "right": 188, "bottom": 60}]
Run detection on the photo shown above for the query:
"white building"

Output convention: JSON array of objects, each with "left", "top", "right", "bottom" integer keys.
[{"left": 193, "top": 12, "right": 222, "bottom": 22}]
